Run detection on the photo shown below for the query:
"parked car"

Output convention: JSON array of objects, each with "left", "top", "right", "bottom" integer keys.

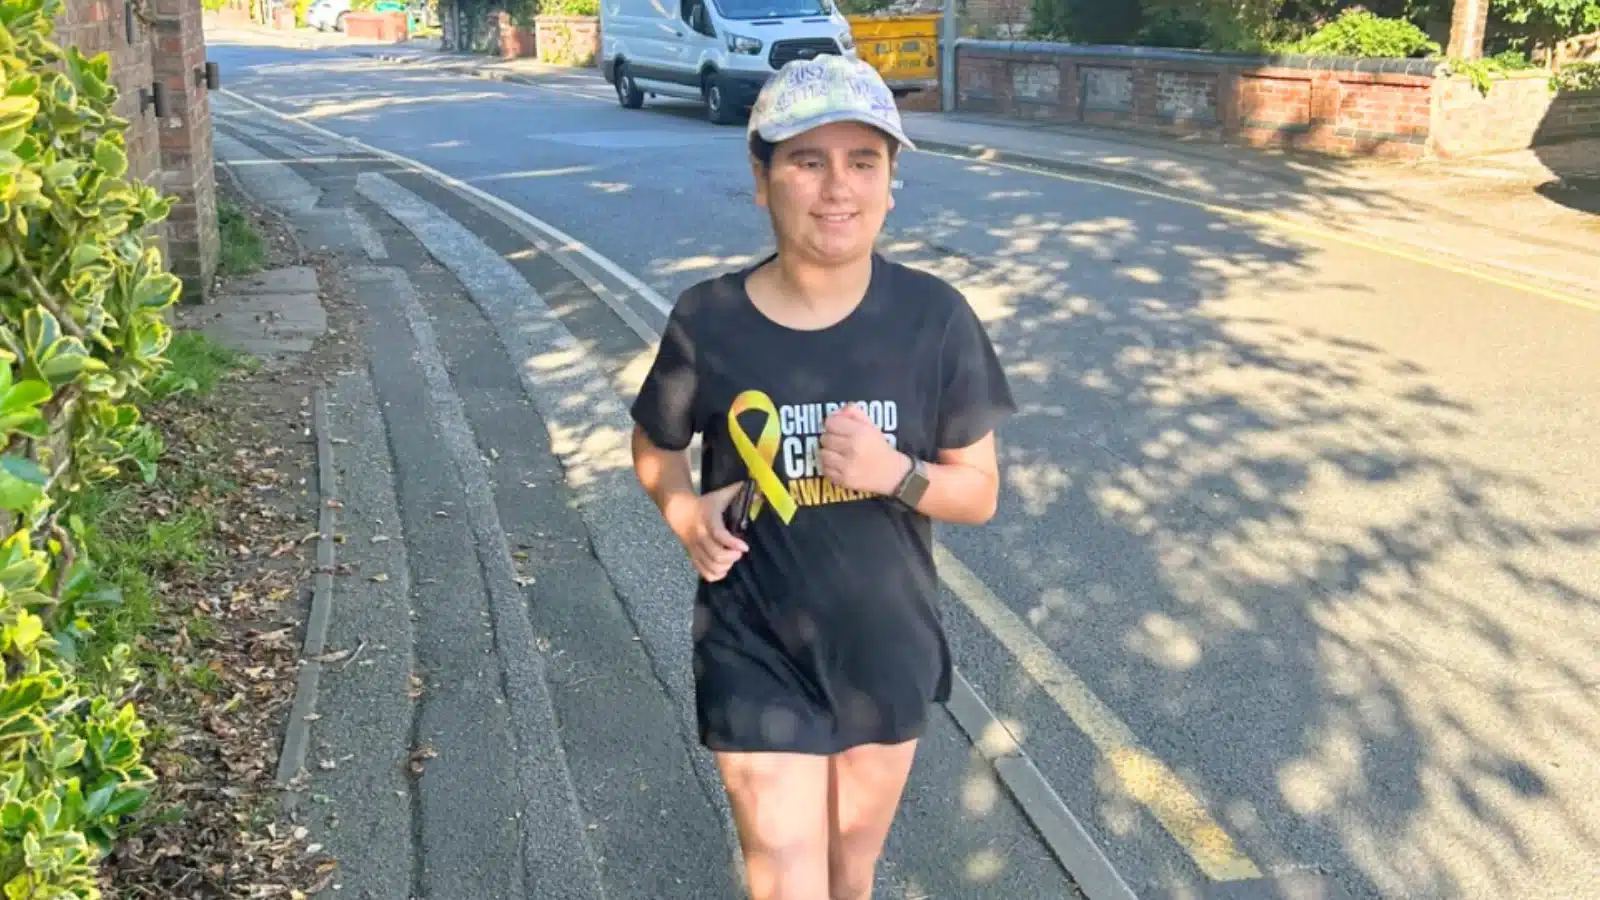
[
  {"left": 306, "top": 0, "right": 351, "bottom": 31},
  {"left": 307, "top": 0, "right": 412, "bottom": 32},
  {"left": 602, "top": 0, "right": 860, "bottom": 125}
]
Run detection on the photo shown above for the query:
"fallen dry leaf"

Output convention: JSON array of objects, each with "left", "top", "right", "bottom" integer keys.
[
  {"left": 408, "top": 744, "right": 438, "bottom": 776},
  {"left": 96, "top": 180, "right": 344, "bottom": 900}
]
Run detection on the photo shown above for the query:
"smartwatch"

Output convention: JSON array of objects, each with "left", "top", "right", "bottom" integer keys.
[{"left": 892, "top": 454, "right": 930, "bottom": 509}]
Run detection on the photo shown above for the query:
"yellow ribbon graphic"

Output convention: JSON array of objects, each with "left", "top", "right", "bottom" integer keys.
[{"left": 728, "top": 390, "right": 797, "bottom": 525}]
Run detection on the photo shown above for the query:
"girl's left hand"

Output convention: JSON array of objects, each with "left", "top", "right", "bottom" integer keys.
[{"left": 820, "top": 404, "right": 909, "bottom": 496}]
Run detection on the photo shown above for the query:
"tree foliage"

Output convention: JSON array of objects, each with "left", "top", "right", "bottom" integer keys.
[
  {"left": 1497, "top": 0, "right": 1600, "bottom": 37},
  {"left": 1019, "top": 0, "right": 1597, "bottom": 51}
]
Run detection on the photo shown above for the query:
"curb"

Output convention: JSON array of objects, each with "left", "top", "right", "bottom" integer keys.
[
  {"left": 945, "top": 674, "right": 1138, "bottom": 900},
  {"left": 361, "top": 50, "right": 543, "bottom": 87},
  {"left": 910, "top": 137, "right": 1173, "bottom": 192},
  {"left": 277, "top": 385, "right": 338, "bottom": 796}
]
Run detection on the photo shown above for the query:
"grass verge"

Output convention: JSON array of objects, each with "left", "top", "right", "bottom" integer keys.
[
  {"left": 84, "top": 332, "right": 336, "bottom": 897},
  {"left": 217, "top": 195, "right": 268, "bottom": 277}
]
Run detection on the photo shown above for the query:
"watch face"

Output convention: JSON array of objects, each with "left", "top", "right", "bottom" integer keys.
[{"left": 900, "top": 459, "right": 929, "bottom": 506}]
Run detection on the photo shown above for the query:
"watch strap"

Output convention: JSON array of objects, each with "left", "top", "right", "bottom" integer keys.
[{"left": 893, "top": 455, "right": 930, "bottom": 508}]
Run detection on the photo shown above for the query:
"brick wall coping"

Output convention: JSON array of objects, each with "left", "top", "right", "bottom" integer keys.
[
  {"left": 955, "top": 38, "right": 1444, "bottom": 77},
  {"left": 536, "top": 13, "right": 598, "bottom": 21}
]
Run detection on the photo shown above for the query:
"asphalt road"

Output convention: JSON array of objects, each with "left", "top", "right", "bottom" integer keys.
[{"left": 208, "top": 40, "right": 1600, "bottom": 900}]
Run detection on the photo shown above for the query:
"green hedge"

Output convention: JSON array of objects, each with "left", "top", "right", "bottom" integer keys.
[
  {"left": 1278, "top": 9, "right": 1439, "bottom": 58},
  {"left": 0, "top": 0, "right": 183, "bottom": 896}
]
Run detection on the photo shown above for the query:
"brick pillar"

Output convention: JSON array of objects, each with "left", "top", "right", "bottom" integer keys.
[
  {"left": 153, "top": 0, "right": 220, "bottom": 302},
  {"left": 1446, "top": 0, "right": 1490, "bottom": 59},
  {"left": 56, "top": 0, "right": 165, "bottom": 257}
]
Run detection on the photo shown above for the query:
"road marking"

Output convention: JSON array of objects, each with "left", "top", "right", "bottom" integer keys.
[
  {"left": 219, "top": 88, "right": 675, "bottom": 319},
  {"left": 218, "top": 83, "right": 1266, "bottom": 889},
  {"left": 355, "top": 50, "right": 1600, "bottom": 316},
  {"left": 936, "top": 546, "right": 1263, "bottom": 882}
]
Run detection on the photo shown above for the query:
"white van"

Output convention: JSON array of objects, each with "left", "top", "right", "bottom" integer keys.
[{"left": 602, "top": 0, "right": 860, "bottom": 125}]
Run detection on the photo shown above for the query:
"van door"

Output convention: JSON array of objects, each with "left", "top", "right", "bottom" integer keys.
[
  {"left": 674, "top": 0, "right": 718, "bottom": 86},
  {"left": 622, "top": 0, "right": 692, "bottom": 97}
]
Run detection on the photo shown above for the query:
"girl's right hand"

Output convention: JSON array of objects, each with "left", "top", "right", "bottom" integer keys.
[{"left": 668, "top": 482, "right": 750, "bottom": 582}]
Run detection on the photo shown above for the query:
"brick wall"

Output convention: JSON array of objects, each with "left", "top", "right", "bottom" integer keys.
[
  {"left": 1433, "top": 74, "right": 1600, "bottom": 157},
  {"left": 345, "top": 11, "right": 410, "bottom": 42},
  {"left": 495, "top": 11, "right": 537, "bottom": 59},
  {"left": 536, "top": 15, "right": 600, "bottom": 68},
  {"left": 954, "top": 41, "right": 1600, "bottom": 159},
  {"left": 153, "top": 0, "right": 219, "bottom": 301},
  {"left": 955, "top": 41, "right": 1443, "bottom": 159},
  {"left": 57, "top": 0, "right": 218, "bottom": 301}
]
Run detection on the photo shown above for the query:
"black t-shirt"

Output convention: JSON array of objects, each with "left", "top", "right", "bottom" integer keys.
[{"left": 630, "top": 253, "right": 1016, "bottom": 754}]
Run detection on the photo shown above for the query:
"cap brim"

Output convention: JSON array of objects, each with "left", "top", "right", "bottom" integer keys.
[{"left": 756, "top": 110, "right": 917, "bottom": 153}]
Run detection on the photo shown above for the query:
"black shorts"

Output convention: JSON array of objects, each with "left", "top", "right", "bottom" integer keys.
[{"left": 691, "top": 601, "right": 952, "bottom": 756}]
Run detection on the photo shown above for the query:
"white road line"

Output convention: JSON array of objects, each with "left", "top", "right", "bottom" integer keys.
[
  {"left": 219, "top": 88, "right": 674, "bottom": 318},
  {"left": 215, "top": 82, "right": 1266, "bottom": 894},
  {"left": 937, "top": 547, "right": 1262, "bottom": 882}
]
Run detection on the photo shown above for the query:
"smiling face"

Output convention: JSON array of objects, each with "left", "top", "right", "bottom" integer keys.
[{"left": 753, "top": 120, "right": 896, "bottom": 266}]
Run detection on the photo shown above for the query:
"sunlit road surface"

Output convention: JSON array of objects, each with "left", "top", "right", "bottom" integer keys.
[{"left": 208, "top": 40, "right": 1600, "bottom": 900}]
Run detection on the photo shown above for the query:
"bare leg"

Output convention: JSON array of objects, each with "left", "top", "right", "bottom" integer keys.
[
  {"left": 827, "top": 739, "right": 919, "bottom": 900},
  {"left": 716, "top": 750, "right": 831, "bottom": 900}
]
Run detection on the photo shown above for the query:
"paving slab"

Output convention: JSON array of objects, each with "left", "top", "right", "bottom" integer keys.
[{"left": 177, "top": 266, "right": 329, "bottom": 361}]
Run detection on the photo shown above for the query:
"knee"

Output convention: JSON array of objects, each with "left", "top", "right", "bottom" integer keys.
[
  {"left": 829, "top": 874, "right": 874, "bottom": 900},
  {"left": 828, "top": 832, "right": 880, "bottom": 900},
  {"left": 744, "top": 834, "right": 829, "bottom": 900}
]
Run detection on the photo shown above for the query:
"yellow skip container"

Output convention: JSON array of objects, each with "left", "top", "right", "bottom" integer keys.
[{"left": 847, "top": 14, "right": 941, "bottom": 91}]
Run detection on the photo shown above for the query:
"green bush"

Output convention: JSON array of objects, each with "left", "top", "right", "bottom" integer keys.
[
  {"left": 836, "top": 0, "right": 896, "bottom": 13},
  {"left": 1442, "top": 50, "right": 1539, "bottom": 96},
  {"left": 1488, "top": 49, "right": 1537, "bottom": 70},
  {"left": 1135, "top": 7, "right": 1212, "bottom": 49},
  {"left": 1552, "top": 61, "right": 1600, "bottom": 93},
  {"left": 540, "top": 0, "right": 598, "bottom": 15},
  {"left": 1282, "top": 8, "right": 1439, "bottom": 57},
  {"left": 1026, "top": 0, "right": 1141, "bottom": 44},
  {"left": 0, "top": 0, "right": 183, "bottom": 895}
]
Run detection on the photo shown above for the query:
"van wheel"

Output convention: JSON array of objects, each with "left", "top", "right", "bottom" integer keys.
[
  {"left": 334, "top": 11, "right": 347, "bottom": 31},
  {"left": 615, "top": 63, "right": 644, "bottom": 109},
  {"left": 703, "top": 74, "right": 739, "bottom": 126}
]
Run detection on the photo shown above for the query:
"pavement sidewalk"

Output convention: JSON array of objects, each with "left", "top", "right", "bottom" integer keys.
[
  {"left": 263, "top": 33, "right": 1599, "bottom": 303},
  {"left": 212, "top": 92, "right": 745, "bottom": 899}
]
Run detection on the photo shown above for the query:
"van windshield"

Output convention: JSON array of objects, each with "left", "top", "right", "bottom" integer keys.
[{"left": 713, "top": 0, "right": 832, "bottom": 19}]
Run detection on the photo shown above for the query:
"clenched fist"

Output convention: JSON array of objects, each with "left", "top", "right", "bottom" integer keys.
[
  {"left": 667, "top": 482, "right": 749, "bottom": 582},
  {"left": 819, "top": 404, "right": 911, "bottom": 496}
]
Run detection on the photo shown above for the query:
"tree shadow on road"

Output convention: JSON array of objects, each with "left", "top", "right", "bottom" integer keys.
[{"left": 876, "top": 157, "right": 1600, "bottom": 900}]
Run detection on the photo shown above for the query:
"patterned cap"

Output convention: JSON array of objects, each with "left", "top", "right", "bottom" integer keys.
[{"left": 748, "top": 54, "right": 916, "bottom": 152}]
